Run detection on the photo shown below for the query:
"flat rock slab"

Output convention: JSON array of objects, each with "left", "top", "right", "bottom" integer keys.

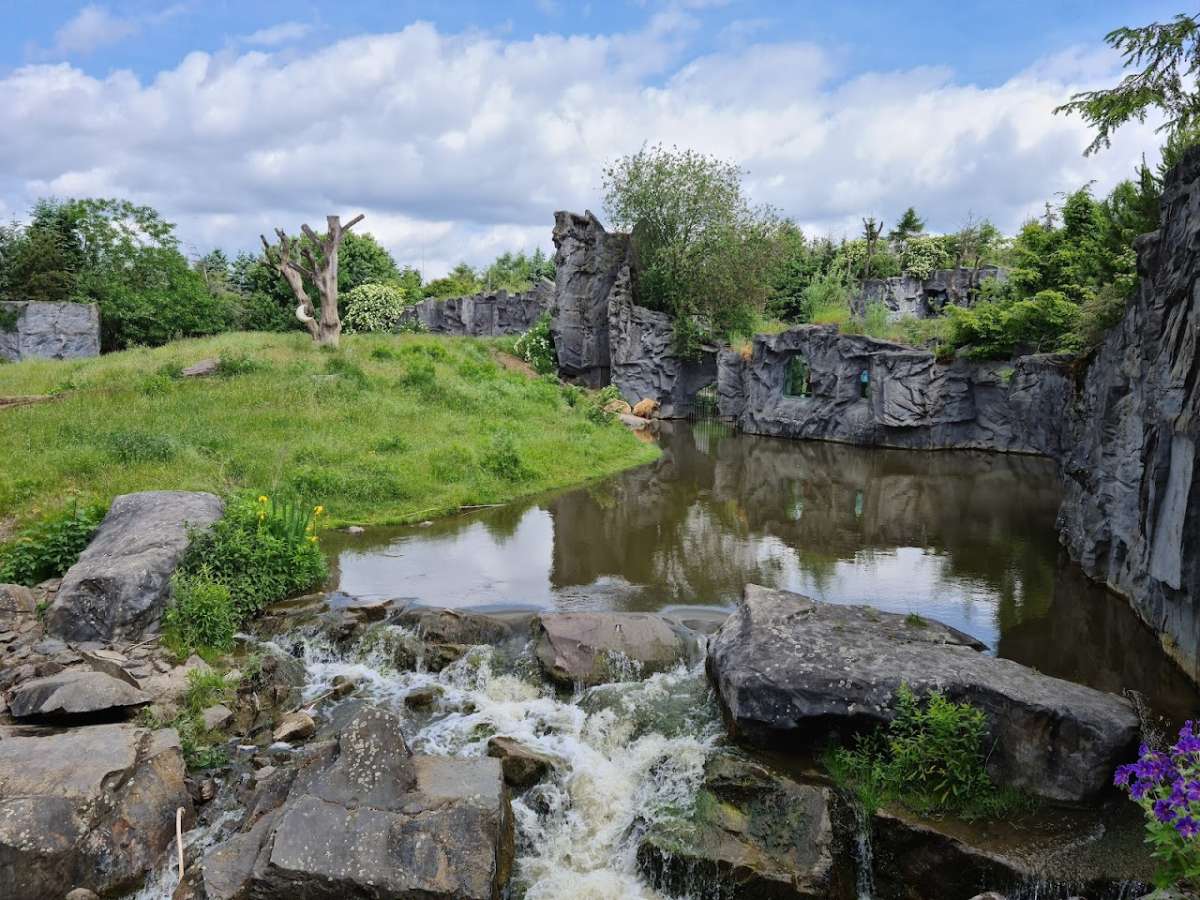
[
  {"left": 200, "top": 706, "right": 513, "bottom": 900},
  {"left": 7, "top": 668, "right": 150, "bottom": 720},
  {"left": 707, "top": 585, "right": 1139, "bottom": 803},
  {"left": 532, "top": 612, "right": 694, "bottom": 686},
  {"left": 638, "top": 753, "right": 837, "bottom": 899},
  {"left": 46, "top": 491, "right": 224, "bottom": 643},
  {"left": 0, "top": 724, "right": 191, "bottom": 899}
]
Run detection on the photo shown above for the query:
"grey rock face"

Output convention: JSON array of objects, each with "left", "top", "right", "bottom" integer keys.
[
  {"left": 721, "top": 326, "right": 1073, "bottom": 454},
  {"left": 7, "top": 669, "right": 150, "bottom": 720},
  {"left": 533, "top": 612, "right": 695, "bottom": 686},
  {"left": 550, "top": 210, "right": 631, "bottom": 386},
  {"left": 1057, "top": 150, "right": 1200, "bottom": 685},
  {"left": 0, "top": 301, "right": 100, "bottom": 362},
  {"left": 608, "top": 264, "right": 718, "bottom": 417},
  {"left": 400, "top": 281, "right": 551, "bottom": 336},
  {"left": 198, "top": 706, "right": 513, "bottom": 899},
  {"left": 637, "top": 753, "right": 838, "bottom": 899},
  {"left": 45, "top": 491, "right": 224, "bottom": 643},
  {"left": 707, "top": 585, "right": 1139, "bottom": 802},
  {"left": 857, "top": 267, "right": 1008, "bottom": 321},
  {"left": 0, "top": 724, "right": 192, "bottom": 899}
]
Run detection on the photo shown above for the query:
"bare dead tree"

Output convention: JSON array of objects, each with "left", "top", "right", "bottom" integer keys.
[
  {"left": 261, "top": 214, "right": 365, "bottom": 347},
  {"left": 861, "top": 217, "right": 884, "bottom": 282}
]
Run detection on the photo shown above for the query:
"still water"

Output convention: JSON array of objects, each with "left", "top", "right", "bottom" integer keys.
[{"left": 325, "top": 420, "right": 1197, "bottom": 720}]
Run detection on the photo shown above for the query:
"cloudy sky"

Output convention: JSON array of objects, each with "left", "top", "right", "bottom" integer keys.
[{"left": 0, "top": 1, "right": 1180, "bottom": 277}]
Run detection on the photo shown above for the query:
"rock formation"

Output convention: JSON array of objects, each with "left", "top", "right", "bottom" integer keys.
[
  {"left": 856, "top": 266, "right": 1007, "bottom": 321},
  {"left": 719, "top": 326, "right": 1073, "bottom": 455},
  {"left": 1057, "top": 148, "right": 1200, "bottom": 685},
  {"left": 0, "top": 301, "right": 100, "bottom": 362},
  {"left": 550, "top": 210, "right": 631, "bottom": 386},
  {"left": 400, "top": 281, "right": 552, "bottom": 336},
  {"left": 707, "top": 585, "right": 1140, "bottom": 803},
  {"left": 46, "top": 491, "right": 224, "bottom": 643},
  {"left": 532, "top": 611, "right": 696, "bottom": 686}
]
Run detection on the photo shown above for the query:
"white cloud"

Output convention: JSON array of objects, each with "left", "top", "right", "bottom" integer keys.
[
  {"left": 52, "top": 5, "right": 138, "bottom": 56},
  {"left": 0, "top": 17, "right": 1161, "bottom": 277},
  {"left": 240, "top": 22, "right": 314, "bottom": 47}
]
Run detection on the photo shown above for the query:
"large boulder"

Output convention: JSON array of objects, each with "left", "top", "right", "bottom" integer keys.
[
  {"left": 7, "top": 669, "right": 150, "bottom": 720},
  {"left": 399, "top": 283, "right": 551, "bottom": 336},
  {"left": 198, "top": 706, "right": 513, "bottom": 899},
  {"left": 532, "top": 612, "right": 694, "bottom": 686},
  {"left": 637, "top": 753, "right": 840, "bottom": 899},
  {"left": 46, "top": 491, "right": 224, "bottom": 643},
  {"left": 707, "top": 585, "right": 1139, "bottom": 803},
  {"left": 0, "top": 724, "right": 192, "bottom": 899}
]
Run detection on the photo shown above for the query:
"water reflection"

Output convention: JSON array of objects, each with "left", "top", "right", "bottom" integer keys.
[{"left": 325, "top": 420, "right": 1198, "bottom": 719}]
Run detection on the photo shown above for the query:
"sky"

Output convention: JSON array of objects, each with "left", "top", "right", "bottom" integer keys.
[{"left": 0, "top": 1, "right": 1184, "bottom": 278}]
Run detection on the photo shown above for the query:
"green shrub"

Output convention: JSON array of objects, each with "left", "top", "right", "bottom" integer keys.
[
  {"left": 163, "top": 572, "right": 238, "bottom": 653},
  {"left": 343, "top": 282, "right": 413, "bottom": 334},
  {"left": 514, "top": 312, "right": 557, "bottom": 375},
  {"left": 0, "top": 501, "right": 105, "bottom": 585},
  {"left": 105, "top": 429, "right": 179, "bottom": 463},
  {"left": 325, "top": 354, "right": 370, "bottom": 389},
  {"left": 826, "top": 684, "right": 1029, "bottom": 820},
  {"left": 399, "top": 357, "right": 437, "bottom": 389},
  {"left": 216, "top": 351, "right": 265, "bottom": 377},
  {"left": 480, "top": 431, "right": 529, "bottom": 481},
  {"left": 947, "top": 290, "right": 1081, "bottom": 359},
  {"left": 178, "top": 494, "right": 328, "bottom": 621}
]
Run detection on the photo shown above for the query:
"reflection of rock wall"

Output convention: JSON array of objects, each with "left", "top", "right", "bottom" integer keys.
[
  {"left": 401, "top": 282, "right": 551, "bottom": 336},
  {"left": 1058, "top": 149, "right": 1200, "bottom": 685},
  {"left": 0, "top": 301, "right": 100, "bottom": 361},
  {"left": 857, "top": 266, "right": 1007, "bottom": 321},
  {"left": 722, "top": 326, "right": 1073, "bottom": 455}
]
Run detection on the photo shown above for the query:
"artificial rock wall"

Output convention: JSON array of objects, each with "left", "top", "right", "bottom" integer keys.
[
  {"left": 0, "top": 301, "right": 100, "bottom": 362},
  {"left": 718, "top": 327, "right": 1073, "bottom": 455},
  {"left": 1057, "top": 149, "right": 1200, "bottom": 684},
  {"left": 400, "top": 282, "right": 552, "bottom": 337},
  {"left": 856, "top": 266, "right": 1007, "bottom": 321}
]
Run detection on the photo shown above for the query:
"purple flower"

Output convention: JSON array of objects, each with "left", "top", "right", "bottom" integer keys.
[
  {"left": 1154, "top": 798, "right": 1178, "bottom": 823},
  {"left": 1114, "top": 764, "right": 1136, "bottom": 787},
  {"left": 1132, "top": 779, "right": 1154, "bottom": 800},
  {"left": 1186, "top": 780, "right": 1200, "bottom": 802},
  {"left": 1175, "top": 815, "right": 1199, "bottom": 839}
]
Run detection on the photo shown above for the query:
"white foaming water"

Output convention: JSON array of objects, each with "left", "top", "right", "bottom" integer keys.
[
  {"left": 287, "top": 625, "right": 721, "bottom": 899},
  {"left": 128, "top": 806, "right": 239, "bottom": 900}
]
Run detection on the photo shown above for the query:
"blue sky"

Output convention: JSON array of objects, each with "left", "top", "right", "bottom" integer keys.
[{"left": 0, "top": 1, "right": 1181, "bottom": 275}]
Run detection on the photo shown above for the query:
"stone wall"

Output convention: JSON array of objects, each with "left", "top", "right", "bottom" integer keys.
[
  {"left": 1057, "top": 149, "right": 1200, "bottom": 685},
  {"left": 857, "top": 266, "right": 1006, "bottom": 321},
  {"left": 0, "top": 301, "right": 100, "bottom": 362},
  {"left": 720, "top": 326, "right": 1073, "bottom": 455},
  {"left": 400, "top": 282, "right": 551, "bottom": 337}
]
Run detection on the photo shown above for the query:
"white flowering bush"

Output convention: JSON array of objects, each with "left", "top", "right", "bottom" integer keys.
[
  {"left": 901, "top": 235, "right": 954, "bottom": 280},
  {"left": 342, "top": 283, "right": 412, "bottom": 334},
  {"left": 514, "top": 312, "right": 556, "bottom": 374}
]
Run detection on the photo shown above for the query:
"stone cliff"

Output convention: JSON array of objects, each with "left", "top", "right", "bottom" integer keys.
[{"left": 1058, "top": 149, "right": 1200, "bottom": 684}]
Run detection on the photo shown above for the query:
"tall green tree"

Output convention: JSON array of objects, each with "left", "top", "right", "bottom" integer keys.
[
  {"left": 1056, "top": 13, "right": 1200, "bottom": 154},
  {"left": 888, "top": 207, "right": 926, "bottom": 249}
]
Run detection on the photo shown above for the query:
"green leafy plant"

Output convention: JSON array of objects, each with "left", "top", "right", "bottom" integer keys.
[
  {"left": 177, "top": 494, "right": 328, "bottom": 622},
  {"left": 0, "top": 501, "right": 105, "bottom": 586},
  {"left": 826, "top": 684, "right": 1029, "bottom": 820},
  {"left": 342, "top": 282, "right": 413, "bottom": 334},
  {"left": 480, "top": 431, "right": 530, "bottom": 481},
  {"left": 163, "top": 572, "right": 238, "bottom": 654},
  {"left": 514, "top": 312, "right": 557, "bottom": 374},
  {"left": 104, "top": 429, "right": 180, "bottom": 463},
  {"left": 215, "top": 351, "right": 265, "bottom": 377}
]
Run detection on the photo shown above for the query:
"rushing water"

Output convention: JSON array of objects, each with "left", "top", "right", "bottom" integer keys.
[{"left": 326, "top": 420, "right": 1198, "bottom": 723}]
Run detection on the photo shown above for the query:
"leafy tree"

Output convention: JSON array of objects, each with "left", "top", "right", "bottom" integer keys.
[
  {"left": 888, "top": 207, "right": 926, "bottom": 250},
  {"left": 338, "top": 232, "right": 403, "bottom": 295},
  {"left": 1056, "top": 13, "right": 1200, "bottom": 154},
  {"left": 481, "top": 249, "right": 555, "bottom": 292},
  {"left": 602, "top": 143, "right": 784, "bottom": 348},
  {"left": 0, "top": 199, "right": 86, "bottom": 302},
  {"left": 423, "top": 262, "right": 482, "bottom": 299}
]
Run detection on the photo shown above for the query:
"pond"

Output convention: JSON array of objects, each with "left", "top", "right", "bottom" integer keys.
[{"left": 324, "top": 420, "right": 1198, "bottom": 723}]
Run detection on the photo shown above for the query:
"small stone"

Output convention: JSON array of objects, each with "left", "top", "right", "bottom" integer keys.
[
  {"left": 330, "top": 674, "right": 358, "bottom": 698},
  {"left": 487, "top": 736, "right": 555, "bottom": 789},
  {"left": 272, "top": 710, "right": 316, "bottom": 743},
  {"left": 153, "top": 659, "right": 172, "bottom": 674},
  {"left": 187, "top": 777, "right": 217, "bottom": 804},
  {"left": 345, "top": 525, "right": 365, "bottom": 534},
  {"left": 182, "top": 357, "right": 220, "bottom": 377},
  {"left": 200, "top": 705, "right": 234, "bottom": 732},
  {"left": 254, "top": 765, "right": 276, "bottom": 781},
  {"left": 404, "top": 686, "right": 442, "bottom": 709},
  {"left": 65, "top": 889, "right": 100, "bottom": 900}
]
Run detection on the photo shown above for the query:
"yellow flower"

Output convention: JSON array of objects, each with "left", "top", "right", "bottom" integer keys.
[
  {"left": 314, "top": 505, "right": 325, "bottom": 516},
  {"left": 258, "top": 495, "right": 268, "bottom": 504},
  {"left": 308, "top": 535, "right": 318, "bottom": 543}
]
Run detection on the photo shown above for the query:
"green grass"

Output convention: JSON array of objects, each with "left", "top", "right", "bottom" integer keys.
[{"left": 0, "top": 331, "right": 659, "bottom": 529}]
